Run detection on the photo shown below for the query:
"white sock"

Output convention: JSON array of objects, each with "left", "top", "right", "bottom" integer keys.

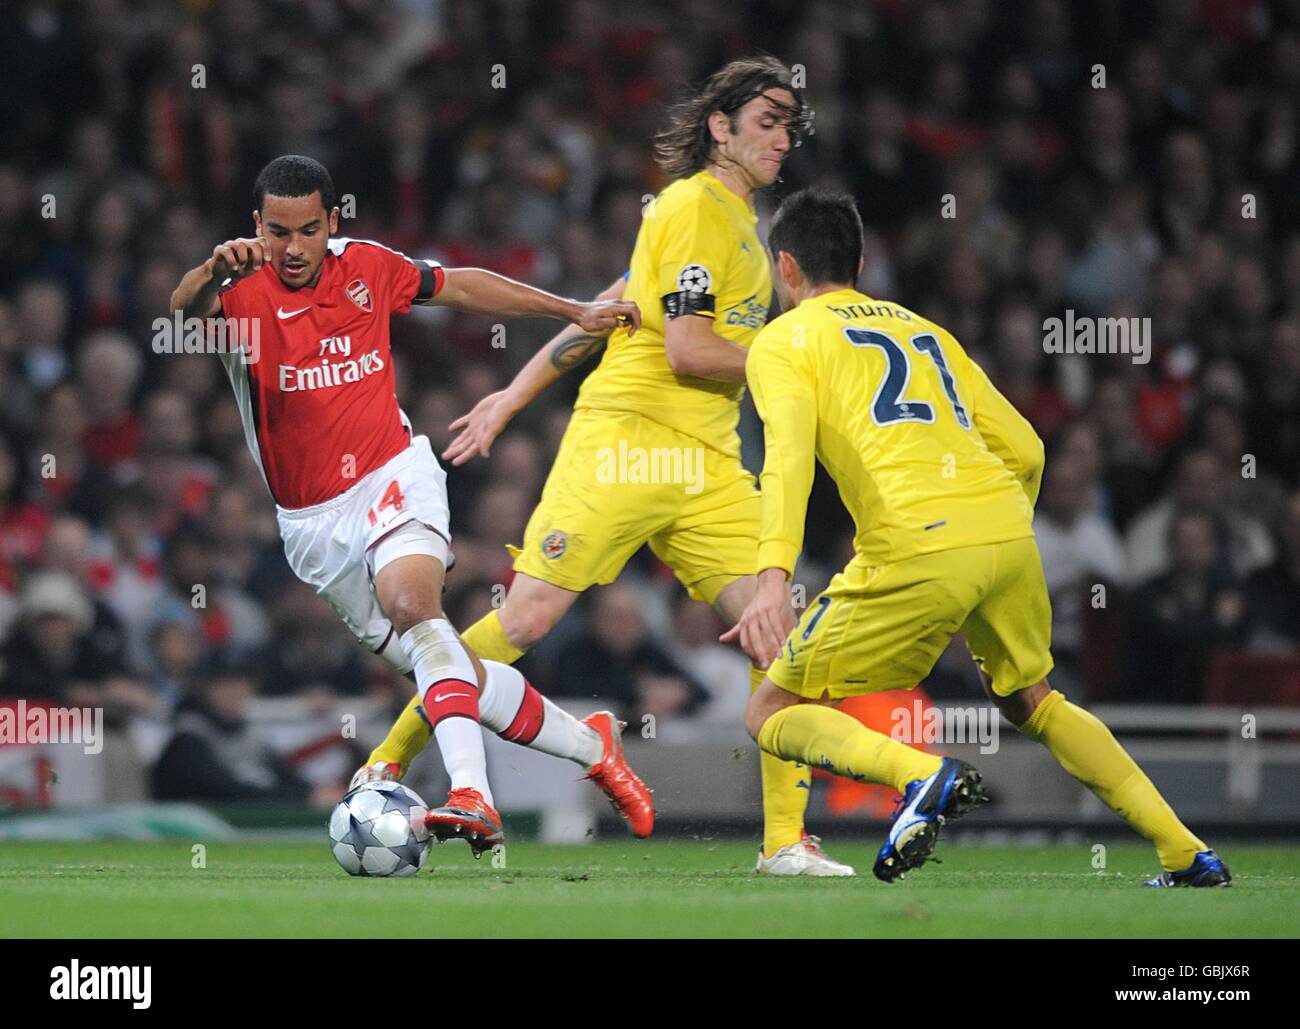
[
  {"left": 432, "top": 717, "right": 493, "bottom": 806},
  {"left": 480, "top": 660, "right": 604, "bottom": 768},
  {"left": 399, "top": 619, "right": 493, "bottom": 806}
]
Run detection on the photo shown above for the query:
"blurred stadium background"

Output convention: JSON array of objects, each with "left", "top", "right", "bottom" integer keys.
[{"left": 1, "top": 0, "right": 1298, "bottom": 843}]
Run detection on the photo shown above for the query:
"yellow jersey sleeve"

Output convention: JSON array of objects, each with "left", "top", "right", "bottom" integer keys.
[
  {"left": 953, "top": 341, "right": 1046, "bottom": 506},
  {"left": 651, "top": 194, "right": 732, "bottom": 319},
  {"left": 747, "top": 324, "right": 819, "bottom": 576}
]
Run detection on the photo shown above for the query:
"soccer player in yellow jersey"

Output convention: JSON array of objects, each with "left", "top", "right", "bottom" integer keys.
[
  {"left": 728, "top": 188, "right": 1230, "bottom": 887},
  {"left": 354, "top": 57, "right": 855, "bottom": 875}
]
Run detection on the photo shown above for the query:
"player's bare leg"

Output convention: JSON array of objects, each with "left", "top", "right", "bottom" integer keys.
[
  {"left": 493, "top": 571, "right": 581, "bottom": 650},
  {"left": 373, "top": 552, "right": 502, "bottom": 858},
  {"left": 985, "top": 673, "right": 1229, "bottom": 886},
  {"left": 715, "top": 576, "right": 852, "bottom": 875}
]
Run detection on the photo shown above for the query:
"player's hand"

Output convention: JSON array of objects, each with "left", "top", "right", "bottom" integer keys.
[
  {"left": 720, "top": 573, "right": 797, "bottom": 669},
  {"left": 442, "top": 389, "right": 520, "bottom": 466},
  {"left": 574, "top": 298, "right": 641, "bottom": 335},
  {"left": 210, "top": 237, "right": 271, "bottom": 282}
]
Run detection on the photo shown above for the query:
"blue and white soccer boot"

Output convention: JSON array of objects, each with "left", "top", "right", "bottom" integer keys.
[
  {"left": 873, "top": 757, "right": 988, "bottom": 883},
  {"left": 1143, "top": 850, "right": 1232, "bottom": 888}
]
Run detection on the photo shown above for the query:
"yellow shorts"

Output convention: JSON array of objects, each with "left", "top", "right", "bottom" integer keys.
[
  {"left": 509, "top": 410, "right": 758, "bottom": 604},
  {"left": 767, "top": 536, "right": 1054, "bottom": 699}
]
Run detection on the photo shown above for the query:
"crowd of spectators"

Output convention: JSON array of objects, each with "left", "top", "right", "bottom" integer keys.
[{"left": 2, "top": 0, "right": 1299, "bottom": 802}]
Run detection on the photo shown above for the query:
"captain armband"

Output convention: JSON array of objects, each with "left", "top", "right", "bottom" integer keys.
[
  {"left": 662, "top": 291, "right": 716, "bottom": 319},
  {"left": 412, "top": 259, "right": 445, "bottom": 303}
]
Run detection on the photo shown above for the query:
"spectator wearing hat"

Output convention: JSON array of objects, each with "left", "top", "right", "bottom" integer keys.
[{"left": 0, "top": 570, "right": 105, "bottom": 705}]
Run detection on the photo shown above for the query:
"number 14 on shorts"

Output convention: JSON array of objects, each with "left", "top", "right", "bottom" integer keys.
[{"left": 367, "top": 480, "right": 406, "bottom": 528}]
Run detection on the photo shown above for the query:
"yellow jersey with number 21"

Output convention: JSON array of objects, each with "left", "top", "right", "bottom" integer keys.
[{"left": 747, "top": 288, "right": 1044, "bottom": 573}]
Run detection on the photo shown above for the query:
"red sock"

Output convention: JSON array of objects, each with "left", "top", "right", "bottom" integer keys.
[
  {"left": 423, "top": 678, "right": 480, "bottom": 730},
  {"left": 498, "top": 678, "right": 545, "bottom": 744}
]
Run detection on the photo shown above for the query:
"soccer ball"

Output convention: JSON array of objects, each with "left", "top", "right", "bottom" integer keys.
[{"left": 329, "top": 780, "right": 431, "bottom": 877}]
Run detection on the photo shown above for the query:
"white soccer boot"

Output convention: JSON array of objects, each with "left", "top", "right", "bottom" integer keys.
[{"left": 756, "top": 832, "right": 856, "bottom": 876}]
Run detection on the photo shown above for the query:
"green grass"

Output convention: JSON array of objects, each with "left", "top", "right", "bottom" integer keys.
[{"left": 0, "top": 839, "right": 1295, "bottom": 937}]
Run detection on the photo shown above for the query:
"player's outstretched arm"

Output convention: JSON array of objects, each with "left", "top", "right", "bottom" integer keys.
[
  {"left": 441, "top": 275, "right": 627, "bottom": 466},
  {"left": 170, "top": 237, "right": 272, "bottom": 319},
  {"left": 433, "top": 267, "right": 640, "bottom": 333}
]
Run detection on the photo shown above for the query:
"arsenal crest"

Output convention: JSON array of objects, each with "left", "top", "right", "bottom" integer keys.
[{"left": 345, "top": 278, "right": 373, "bottom": 312}]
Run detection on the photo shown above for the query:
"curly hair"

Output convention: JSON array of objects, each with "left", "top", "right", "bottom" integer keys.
[{"left": 653, "top": 55, "right": 813, "bottom": 179}]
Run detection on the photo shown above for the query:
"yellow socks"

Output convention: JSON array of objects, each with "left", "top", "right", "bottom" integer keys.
[
  {"left": 367, "top": 691, "right": 431, "bottom": 768},
  {"left": 759, "top": 748, "right": 809, "bottom": 855},
  {"left": 754, "top": 667, "right": 810, "bottom": 855},
  {"left": 752, "top": 683, "right": 1208, "bottom": 872},
  {"left": 1021, "top": 690, "right": 1207, "bottom": 871},
  {"left": 367, "top": 610, "right": 525, "bottom": 768},
  {"left": 460, "top": 608, "right": 526, "bottom": 665},
  {"left": 757, "top": 702, "right": 943, "bottom": 797}
]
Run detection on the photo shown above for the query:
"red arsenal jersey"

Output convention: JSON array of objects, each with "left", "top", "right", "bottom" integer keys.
[{"left": 217, "top": 238, "right": 443, "bottom": 508}]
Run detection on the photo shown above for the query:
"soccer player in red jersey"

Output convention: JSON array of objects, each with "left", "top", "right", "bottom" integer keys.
[{"left": 170, "top": 155, "right": 652, "bottom": 857}]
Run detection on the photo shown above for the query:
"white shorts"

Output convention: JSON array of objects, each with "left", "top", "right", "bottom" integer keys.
[{"left": 275, "top": 434, "right": 452, "bottom": 672}]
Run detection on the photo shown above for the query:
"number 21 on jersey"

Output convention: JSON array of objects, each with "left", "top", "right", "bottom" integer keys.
[{"left": 844, "top": 328, "right": 971, "bottom": 430}]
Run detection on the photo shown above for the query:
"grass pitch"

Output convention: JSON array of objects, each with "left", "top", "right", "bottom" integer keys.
[{"left": 0, "top": 839, "right": 1295, "bottom": 938}]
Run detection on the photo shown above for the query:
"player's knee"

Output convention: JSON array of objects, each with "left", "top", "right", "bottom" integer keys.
[
  {"left": 387, "top": 590, "right": 443, "bottom": 636},
  {"left": 999, "top": 680, "right": 1052, "bottom": 729},
  {"left": 743, "top": 687, "right": 782, "bottom": 741}
]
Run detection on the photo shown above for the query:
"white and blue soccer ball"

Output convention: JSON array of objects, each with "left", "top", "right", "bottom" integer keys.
[{"left": 329, "top": 780, "right": 431, "bottom": 877}]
